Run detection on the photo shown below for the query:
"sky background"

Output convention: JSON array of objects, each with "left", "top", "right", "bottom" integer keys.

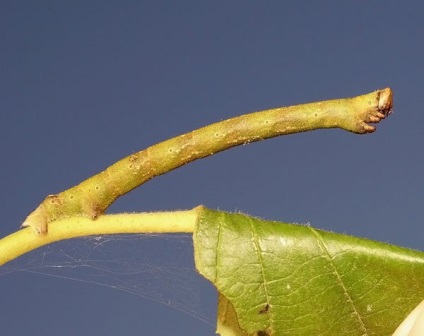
[{"left": 1, "top": 2, "right": 423, "bottom": 335}]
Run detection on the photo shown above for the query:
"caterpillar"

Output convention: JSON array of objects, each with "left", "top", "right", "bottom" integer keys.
[{"left": 22, "top": 88, "right": 393, "bottom": 235}]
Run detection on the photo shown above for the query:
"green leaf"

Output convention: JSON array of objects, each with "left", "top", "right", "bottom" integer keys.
[{"left": 193, "top": 207, "right": 424, "bottom": 336}]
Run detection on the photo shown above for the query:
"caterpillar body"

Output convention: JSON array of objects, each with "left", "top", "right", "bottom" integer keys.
[{"left": 22, "top": 88, "right": 393, "bottom": 235}]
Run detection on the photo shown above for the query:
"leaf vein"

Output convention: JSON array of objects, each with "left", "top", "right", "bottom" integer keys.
[
  {"left": 249, "top": 217, "right": 273, "bottom": 331},
  {"left": 309, "top": 227, "right": 369, "bottom": 336}
]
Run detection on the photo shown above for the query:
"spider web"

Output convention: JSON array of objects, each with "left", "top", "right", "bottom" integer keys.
[{"left": 0, "top": 233, "right": 215, "bottom": 326}]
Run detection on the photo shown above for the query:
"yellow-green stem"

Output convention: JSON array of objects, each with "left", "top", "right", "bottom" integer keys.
[{"left": 0, "top": 208, "right": 199, "bottom": 267}]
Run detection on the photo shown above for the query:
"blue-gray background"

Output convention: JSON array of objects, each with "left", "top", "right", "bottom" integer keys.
[{"left": 1, "top": 2, "right": 423, "bottom": 335}]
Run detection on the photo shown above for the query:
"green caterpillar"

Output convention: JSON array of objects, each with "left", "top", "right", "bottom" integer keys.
[{"left": 22, "top": 88, "right": 393, "bottom": 235}]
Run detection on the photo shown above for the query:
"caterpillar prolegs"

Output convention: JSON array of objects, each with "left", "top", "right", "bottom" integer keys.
[{"left": 22, "top": 88, "right": 393, "bottom": 235}]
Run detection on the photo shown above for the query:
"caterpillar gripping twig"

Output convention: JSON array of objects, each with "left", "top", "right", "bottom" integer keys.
[{"left": 22, "top": 88, "right": 393, "bottom": 235}]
